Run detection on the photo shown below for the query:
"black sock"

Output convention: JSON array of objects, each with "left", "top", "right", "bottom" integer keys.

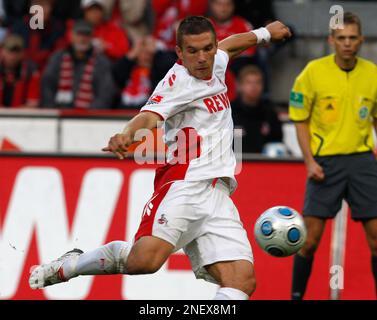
[
  {"left": 291, "top": 254, "right": 314, "bottom": 300},
  {"left": 372, "top": 255, "right": 377, "bottom": 297}
]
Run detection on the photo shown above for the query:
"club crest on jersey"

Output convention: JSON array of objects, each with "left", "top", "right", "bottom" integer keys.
[{"left": 146, "top": 95, "right": 164, "bottom": 105}]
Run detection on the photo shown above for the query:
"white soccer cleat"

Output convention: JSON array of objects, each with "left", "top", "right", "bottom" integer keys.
[{"left": 29, "top": 248, "right": 83, "bottom": 289}]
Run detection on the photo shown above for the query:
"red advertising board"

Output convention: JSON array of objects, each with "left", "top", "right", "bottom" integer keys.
[{"left": 0, "top": 156, "right": 374, "bottom": 300}]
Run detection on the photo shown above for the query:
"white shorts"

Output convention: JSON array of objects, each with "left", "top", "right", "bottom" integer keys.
[{"left": 134, "top": 178, "right": 254, "bottom": 284}]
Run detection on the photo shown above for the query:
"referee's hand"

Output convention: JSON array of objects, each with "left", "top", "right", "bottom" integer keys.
[{"left": 306, "top": 159, "right": 325, "bottom": 182}]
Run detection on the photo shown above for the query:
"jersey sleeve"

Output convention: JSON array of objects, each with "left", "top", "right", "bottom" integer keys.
[
  {"left": 214, "top": 49, "right": 230, "bottom": 81},
  {"left": 373, "top": 68, "right": 377, "bottom": 118},
  {"left": 140, "top": 69, "right": 193, "bottom": 120},
  {"left": 289, "top": 63, "right": 315, "bottom": 122}
]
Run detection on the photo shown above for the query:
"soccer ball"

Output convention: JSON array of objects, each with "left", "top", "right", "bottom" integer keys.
[{"left": 254, "top": 206, "right": 307, "bottom": 257}]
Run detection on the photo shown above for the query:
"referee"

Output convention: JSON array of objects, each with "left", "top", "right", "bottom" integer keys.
[{"left": 289, "top": 12, "right": 377, "bottom": 299}]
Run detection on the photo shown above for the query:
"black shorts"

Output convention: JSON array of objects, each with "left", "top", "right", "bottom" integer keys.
[{"left": 303, "top": 152, "right": 377, "bottom": 221}]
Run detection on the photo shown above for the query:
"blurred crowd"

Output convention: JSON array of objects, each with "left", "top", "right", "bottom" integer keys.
[{"left": 0, "top": 0, "right": 290, "bottom": 152}]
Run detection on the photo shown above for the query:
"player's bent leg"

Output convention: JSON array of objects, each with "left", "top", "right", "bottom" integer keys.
[
  {"left": 291, "top": 216, "right": 326, "bottom": 300},
  {"left": 29, "top": 241, "right": 131, "bottom": 289},
  {"left": 126, "top": 236, "right": 174, "bottom": 275},
  {"left": 205, "top": 260, "right": 256, "bottom": 300},
  {"left": 362, "top": 218, "right": 377, "bottom": 296}
]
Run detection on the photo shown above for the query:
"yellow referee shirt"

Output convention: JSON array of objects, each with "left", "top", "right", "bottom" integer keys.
[{"left": 289, "top": 54, "right": 377, "bottom": 156}]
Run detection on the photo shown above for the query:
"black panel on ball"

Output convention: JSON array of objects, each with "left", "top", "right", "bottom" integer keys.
[{"left": 267, "top": 247, "right": 285, "bottom": 257}]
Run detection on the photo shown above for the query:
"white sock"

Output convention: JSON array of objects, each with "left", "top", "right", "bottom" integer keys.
[
  {"left": 61, "top": 241, "right": 131, "bottom": 280},
  {"left": 213, "top": 287, "right": 249, "bottom": 300}
]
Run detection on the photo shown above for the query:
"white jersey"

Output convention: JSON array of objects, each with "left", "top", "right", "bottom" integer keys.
[{"left": 140, "top": 49, "right": 237, "bottom": 193}]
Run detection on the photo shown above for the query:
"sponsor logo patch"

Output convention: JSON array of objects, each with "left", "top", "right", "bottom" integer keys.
[
  {"left": 359, "top": 106, "right": 369, "bottom": 119},
  {"left": 326, "top": 103, "right": 334, "bottom": 111},
  {"left": 290, "top": 91, "right": 304, "bottom": 108},
  {"left": 146, "top": 95, "right": 164, "bottom": 105}
]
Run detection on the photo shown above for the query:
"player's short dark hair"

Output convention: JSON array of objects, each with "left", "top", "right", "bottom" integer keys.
[
  {"left": 176, "top": 16, "right": 217, "bottom": 48},
  {"left": 331, "top": 12, "right": 362, "bottom": 35}
]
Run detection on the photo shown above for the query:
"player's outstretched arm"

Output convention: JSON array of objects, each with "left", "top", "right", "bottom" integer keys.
[
  {"left": 102, "top": 111, "right": 162, "bottom": 160},
  {"left": 218, "top": 21, "right": 292, "bottom": 60}
]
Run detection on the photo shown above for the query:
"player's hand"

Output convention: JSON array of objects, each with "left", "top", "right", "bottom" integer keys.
[
  {"left": 306, "top": 159, "right": 325, "bottom": 182},
  {"left": 102, "top": 132, "right": 133, "bottom": 160},
  {"left": 265, "top": 21, "right": 292, "bottom": 43}
]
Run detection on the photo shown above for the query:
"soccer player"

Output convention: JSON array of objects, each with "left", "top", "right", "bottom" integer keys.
[
  {"left": 29, "top": 16, "right": 291, "bottom": 300},
  {"left": 289, "top": 12, "right": 377, "bottom": 299}
]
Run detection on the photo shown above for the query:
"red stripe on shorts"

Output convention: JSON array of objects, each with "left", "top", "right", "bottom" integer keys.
[
  {"left": 134, "top": 127, "right": 202, "bottom": 242},
  {"left": 134, "top": 182, "right": 174, "bottom": 242}
]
